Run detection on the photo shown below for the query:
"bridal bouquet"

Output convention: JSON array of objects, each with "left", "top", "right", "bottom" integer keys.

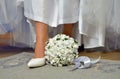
[{"left": 45, "top": 34, "right": 79, "bottom": 66}]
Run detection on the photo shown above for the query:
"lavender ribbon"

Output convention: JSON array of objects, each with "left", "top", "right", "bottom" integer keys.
[{"left": 71, "top": 56, "right": 101, "bottom": 71}]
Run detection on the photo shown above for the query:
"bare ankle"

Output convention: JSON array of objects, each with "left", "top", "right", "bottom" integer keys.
[{"left": 33, "top": 54, "right": 45, "bottom": 58}]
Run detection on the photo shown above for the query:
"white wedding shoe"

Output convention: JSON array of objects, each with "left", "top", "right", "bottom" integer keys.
[{"left": 27, "top": 57, "right": 46, "bottom": 68}]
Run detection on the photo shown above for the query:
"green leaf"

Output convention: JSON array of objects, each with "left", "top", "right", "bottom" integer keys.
[
  {"left": 74, "top": 40, "right": 78, "bottom": 44},
  {"left": 64, "top": 38, "right": 68, "bottom": 40},
  {"left": 48, "top": 46, "right": 51, "bottom": 49},
  {"left": 56, "top": 38, "right": 61, "bottom": 40}
]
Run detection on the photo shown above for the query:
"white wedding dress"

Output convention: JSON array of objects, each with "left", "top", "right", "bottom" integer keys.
[
  {"left": 0, "top": 0, "right": 120, "bottom": 50},
  {"left": 78, "top": 0, "right": 113, "bottom": 48},
  {"left": 24, "top": 0, "right": 80, "bottom": 27}
]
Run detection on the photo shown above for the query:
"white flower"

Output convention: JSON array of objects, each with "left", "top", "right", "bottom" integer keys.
[{"left": 45, "top": 34, "right": 79, "bottom": 66}]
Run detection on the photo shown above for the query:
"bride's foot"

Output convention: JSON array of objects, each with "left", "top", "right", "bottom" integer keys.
[
  {"left": 78, "top": 44, "right": 85, "bottom": 53},
  {"left": 27, "top": 57, "right": 46, "bottom": 68}
]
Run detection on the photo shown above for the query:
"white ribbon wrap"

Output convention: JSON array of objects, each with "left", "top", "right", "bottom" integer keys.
[{"left": 71, "top": 56, "right": 101, "bottom": 71}]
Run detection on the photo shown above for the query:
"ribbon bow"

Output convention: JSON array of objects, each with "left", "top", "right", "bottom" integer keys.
[{"left": 71, "top": 56, "right": 101, "bottom": 71}]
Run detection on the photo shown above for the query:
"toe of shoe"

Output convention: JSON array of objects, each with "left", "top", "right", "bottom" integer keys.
[{"left": 27, "top": 58, "right": 45, "bottom": 67}]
